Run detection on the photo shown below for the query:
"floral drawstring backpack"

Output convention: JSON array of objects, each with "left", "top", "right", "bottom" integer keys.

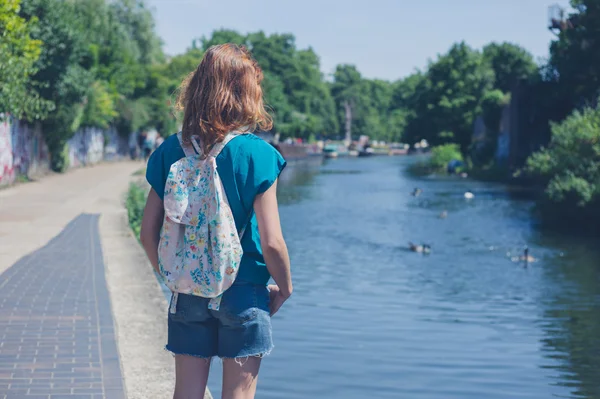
[{"left": 158, "top": 131, "right": 248, "bottom": 311}]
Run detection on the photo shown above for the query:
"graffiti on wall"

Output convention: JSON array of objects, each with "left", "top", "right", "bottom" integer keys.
[
  {"left": 67, "top": 127, "right": 105, "bottom": 168},
  {"left": 0, "top": 116, "right": 50, "bottom": 186},
  {"left": 67, "top": 127, "right": 130, "bottom": 167},
  {"left": 495, "top": 105, "right": 511, "bottom": 162},
  {"left": 0, "top": 115, "right": 130, "bottom": 186},
  {"left": 0, "top": 118, "right": 14, "bottom": 185}
]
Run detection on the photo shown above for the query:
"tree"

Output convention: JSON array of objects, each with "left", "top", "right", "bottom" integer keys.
[
  {"left": 403, "top": 43, "right": 494, "bottom": 154},
  {"left": 331, "top": 64, "right": 366, "bottom": 140},
  {"left": 19, "top": 0, "right": 96, "bottom": 171},
  {"left": 0, "top": 0, "right": 50, "bottom": 119},
  {"left": 483, "top": 42, "right": 538, "bottom": 93},
  {"left": 200, "top": 29, "right": 246, "bottom": 50},
  {"left": 241, "top": 31, "right": 337, "bottom": 138},
  {"left": 549, "top": 0, "right": 600, "bottom": 114},
  {"left": 108, "top": 0, "right": 164, "bottom": 65},
  {"left": 523, "top": 102, "right": 600, "bottom": 233}
]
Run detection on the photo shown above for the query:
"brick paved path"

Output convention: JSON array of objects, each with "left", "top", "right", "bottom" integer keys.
[{"left": 0, "top": 214, "right": 126, "bottom": 399}]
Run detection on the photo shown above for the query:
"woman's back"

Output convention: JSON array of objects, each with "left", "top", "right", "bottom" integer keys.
[
  {"left": 139, "top": 43, "right": 292, "bottom": 399},
  {"left": 146, "top": 132, "right": 286, "bottom": 285}
]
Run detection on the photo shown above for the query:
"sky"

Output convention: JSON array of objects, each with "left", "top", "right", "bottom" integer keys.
[{"left": 146, "top": 0, "right": 572, "bottom": 81}]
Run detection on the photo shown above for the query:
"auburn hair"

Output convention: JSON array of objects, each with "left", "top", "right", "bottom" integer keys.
[{"left": 176, "top": 44, "right": 273, "bottom": 154}]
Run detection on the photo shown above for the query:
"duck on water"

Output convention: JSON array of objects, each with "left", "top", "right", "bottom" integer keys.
[
  {"left": 409, "top": 242, "right": 431, "bottom": 254},
  {"left": 513, "top": 247, "right": 536, "bottom": 264}
]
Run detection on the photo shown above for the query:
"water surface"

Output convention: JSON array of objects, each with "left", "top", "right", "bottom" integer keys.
[{"left": 208, "top": 156, "right": 600, "bottom": 399}]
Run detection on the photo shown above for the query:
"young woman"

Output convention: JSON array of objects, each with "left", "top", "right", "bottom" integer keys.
[{"left": 140, "top": 44, "right": 293, "bottom": 399}]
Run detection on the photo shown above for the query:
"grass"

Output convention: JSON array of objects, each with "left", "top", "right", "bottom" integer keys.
[
  {"left": 132, "top": 167, "right": 146, "bottom": 176},
  {"left": 126, "top": 181, "right": 147, "bottom": 240}
]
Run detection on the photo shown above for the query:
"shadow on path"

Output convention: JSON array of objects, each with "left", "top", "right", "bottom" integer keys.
[{"left": 0, "top": 214, "right": 126, "bottom": 399}]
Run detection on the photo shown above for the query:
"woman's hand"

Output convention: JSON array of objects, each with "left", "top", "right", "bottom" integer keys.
[
  {"left": 140, "top": 189, "right": 164, "bottom": 274},
  {"left": 255, "top": 180, "right": 293, "bottom": 316},
  {"left": 268, "top": 284, "right": 292, "bottom": 316}
]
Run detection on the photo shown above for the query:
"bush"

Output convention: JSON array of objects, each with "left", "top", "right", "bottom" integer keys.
[
  {"left": 408, "top": 143, "right": 464, "bottom": 176},
  {"left": 126, "top": 182, "right": 147, "bottom": 240},
  {"left": 429, "top": 143, "right": 463, "bottom": 170},
  {"left": 523, "top": 103, "right": 600, "bottom": 233}
]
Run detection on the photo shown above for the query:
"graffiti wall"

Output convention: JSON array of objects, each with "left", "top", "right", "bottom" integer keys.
[
  {"left": 67, "top": 127, "right": 105, "bottom": 168},
  {"left": 0, "top": 116, "right": 50, "bottom": 186},
  {"left": 0, "top": 115, "right": 130, "bottom": 187},
  {"left": 495, "top": 105, "right": 511, "bottom": 162},
  {"left": 0, "top": 118, "right": 13, "bottom": 185}
]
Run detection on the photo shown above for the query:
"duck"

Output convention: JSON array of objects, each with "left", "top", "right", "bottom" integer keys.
[
  {"left": 510, "top": 247, "right": 536, "bottom": 264},
  {"left": 464, "top": 191, "right": 475, "bottom": 199},
  {"left": 439, "top": 210, "right": 448, "bottom": 219},
  {"left": 519, "top": 247, "right": 536, "bottom": 263},
  {"left": 409, "top": 242, "right": 431, "bottom": 254},
  {"left": 411, "top": 188, "right": 422, "bottom": 197}
]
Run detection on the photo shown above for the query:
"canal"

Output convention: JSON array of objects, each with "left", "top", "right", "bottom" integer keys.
[{"left": 208, "top": 155, "right": 600, "bottom": 399}]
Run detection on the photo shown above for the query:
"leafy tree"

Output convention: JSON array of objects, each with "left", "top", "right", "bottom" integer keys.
[
  {"left": 331, "top": 64, "right": 367, "bottom": 140},
  {"left": 429, "top": 143, "right": 463, "bottom": 171},
  {"left": 200, "top": 29, "right": 246, "bottom": 49},
  {"left": 108, "top": 0, "right": 164, "bottom": 65},
  {"left": 19, "top": 0, "right": 96, "bottom": 170},
  {"left": 483, "top": 42, "right": 538, "bottom": 93},
  {"left": 389, "top": 73, "right": 425, "bottom": 143},
  {"left": 403, "top": 43, "right": 494, "bottom": 154},
  {"left": 549, "top": 0, "right": 600, "bottom": 113},
  {"left": 82, "top": 81, "right": 118, "bottom": 129},
  {"left": 523, "top": 102, "right": 600, "bottom": 233},
  {"left": 0, "top": 0, "right": 51, "bottom": 119}
]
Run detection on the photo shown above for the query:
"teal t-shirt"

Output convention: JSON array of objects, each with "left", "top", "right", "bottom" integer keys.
[{"left": 146, "top": 133, "right": 286, "bottom": 285}]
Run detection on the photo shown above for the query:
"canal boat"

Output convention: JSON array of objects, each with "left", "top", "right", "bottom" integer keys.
[{"left": 388, "top": 143, "right": 409, "bottom": 155}]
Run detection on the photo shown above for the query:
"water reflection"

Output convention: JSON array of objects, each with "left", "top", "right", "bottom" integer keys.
[
  {"left": 534, "top": 234, "right": 600, "bottom": 399},
  {"left": 276, "top": 157, "right": 323, "bottom": 205},
  {"left": 208, "top": 155, "right": 600, "bottom": 399}
]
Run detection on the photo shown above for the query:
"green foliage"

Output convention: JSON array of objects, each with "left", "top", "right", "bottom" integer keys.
[
  {"left": 17, "top": 0, "right": 176, "bottom": 168},
  {"left": 0, "top": 0, "right": 51, "bottom": 119},
  {"left": 19, "top": 0, "right": 97, "bottom": 169},
  {"left": 82, "top": 81, "right": 118, "bottom": 129},
  {"left": 429, "top": 144, "right": 464, "bottom": 170},
  {"left": 408, "top": 143, "right": 464, "bottom": 176},
  {"left": 483, "top": 42, "right": 538, "bottom": 93},
  {"left": 330, "top": 65, "right": 399, "bottom": 141},
  {"left": 402, "top": 43, "right": 494, "bottom": 154},
  {"left": 126, "top": 181, "right": 147, "bottom": 239},
  {"left": 481, "top": 90, "right": 509, "bottom": 132},
  {"left": 549, "top": 0, "right": 600, "bottom": 114},
  {"left": 201, "top": 29, "right": 246, "bottom": 49},
  {"left": 523, "top": 103, "right": 600, "bottom": 233},
  {"left": 8, "top": 0, "right": 585, "bottom": 193}
]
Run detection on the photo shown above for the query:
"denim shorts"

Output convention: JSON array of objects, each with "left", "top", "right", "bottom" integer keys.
[{"left": 166, "top": 283, "right": 273, "bottom": 359}]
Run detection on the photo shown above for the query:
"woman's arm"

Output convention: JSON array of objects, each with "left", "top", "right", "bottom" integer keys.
[
  {"left": 254, "top": 179, "right": 292, "bottom": 315},
  {"left": 140, "top": 188, "right": 164, "bottom": 274}
]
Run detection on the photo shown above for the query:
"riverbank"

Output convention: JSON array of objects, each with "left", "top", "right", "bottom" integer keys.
[
  {"left": 262, "top": 155, "right": 600, "bottom": 399},
  {"left": 0, "top": 161, "right": 211, "bottom": 399}
]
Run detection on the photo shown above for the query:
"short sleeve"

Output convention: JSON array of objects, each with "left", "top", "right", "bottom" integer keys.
[
  {"left": 235, "top": 136, "right": 287, "bottom": 205},
  {"left": 146, "top": 146, "right": 166, "bottom": 199}
]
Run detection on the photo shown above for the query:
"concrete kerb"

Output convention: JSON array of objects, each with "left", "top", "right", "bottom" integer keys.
[{"left": 99, "top": 177, "right": 213, "bottom": 399}]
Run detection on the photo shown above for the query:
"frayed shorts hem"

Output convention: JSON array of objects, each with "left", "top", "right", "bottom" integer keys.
[{"left": 165, "top": 345, "right": 274, "bottom": 360}]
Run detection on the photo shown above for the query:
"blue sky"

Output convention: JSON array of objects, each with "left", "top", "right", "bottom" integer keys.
[{"left": 147, "top": 0, "right": 571, "bottom": 81}]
